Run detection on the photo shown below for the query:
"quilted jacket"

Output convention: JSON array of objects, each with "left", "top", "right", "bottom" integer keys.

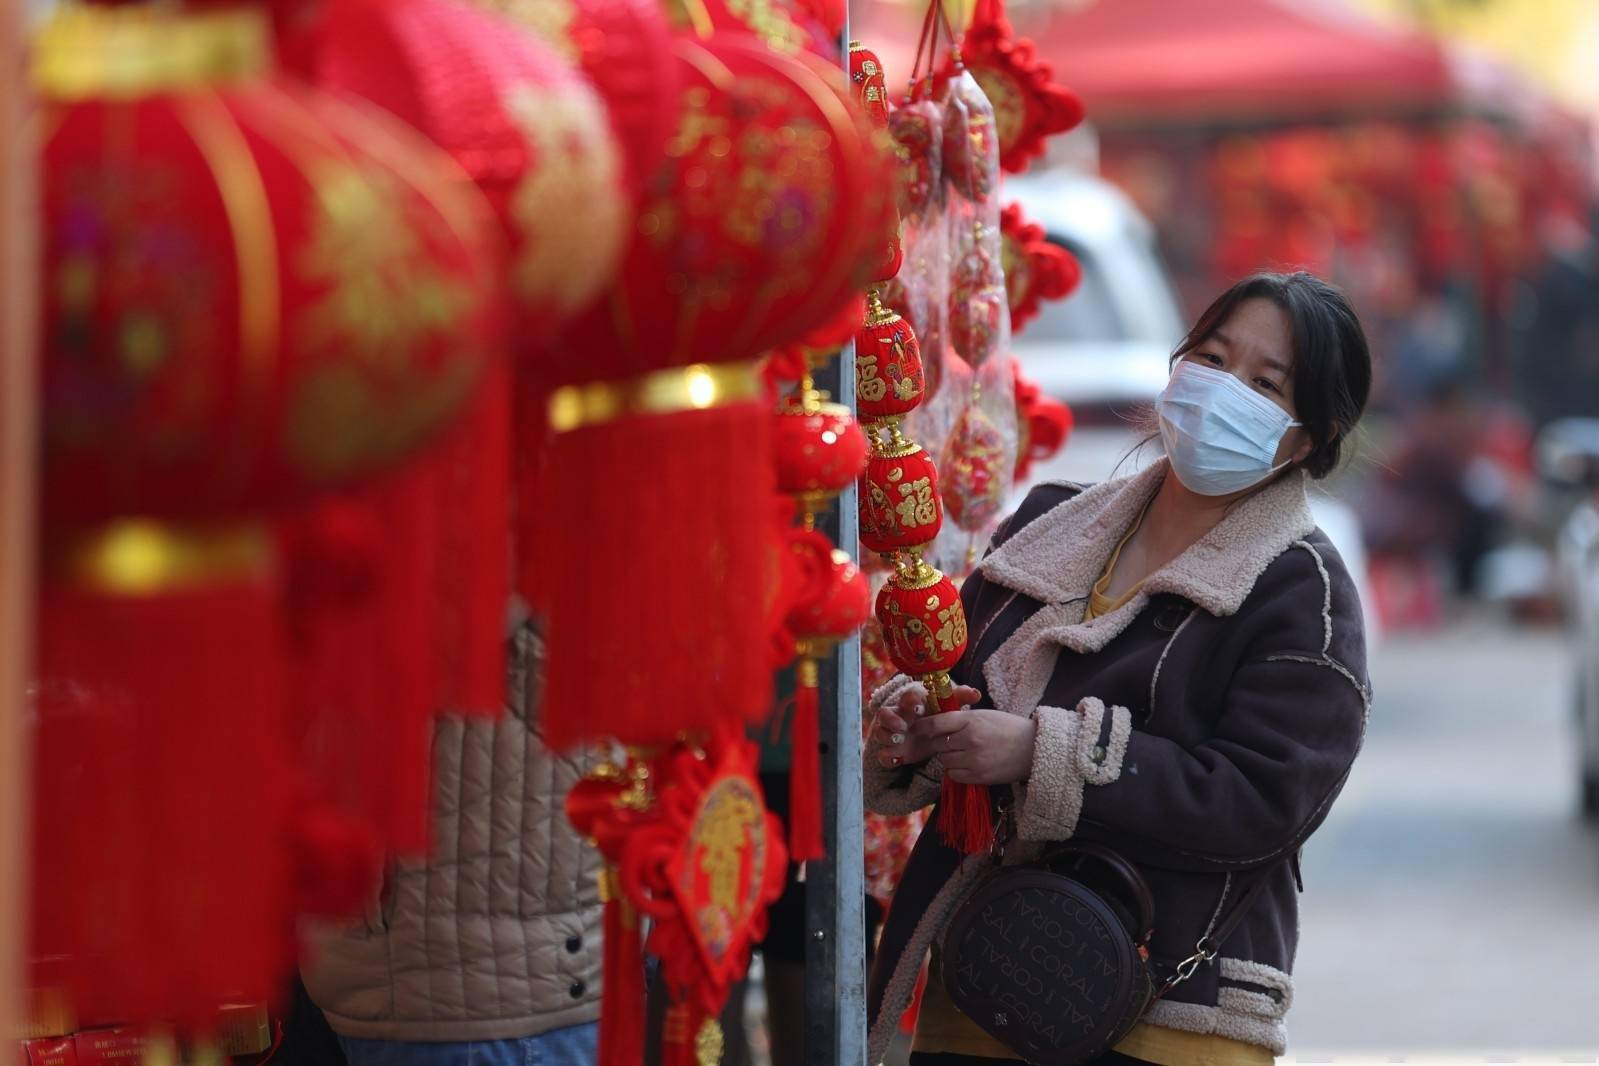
[{"left": 302, "top": 623, "right": 604, "bottom": 1041}]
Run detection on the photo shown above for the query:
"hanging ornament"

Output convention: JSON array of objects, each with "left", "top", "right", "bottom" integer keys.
[
  {"left": 567, "top": 754, "right": 660, "bottom": 1066},
  {"left": 1010, "top": 358, "right": 1073, "bottom": 482},
  {"left": 999, "top": 201, "right": 1082, "bottom": 335},
  {"left": 940, "top": 400, "right": 1009, "bottom": 530},
  {"left": 773, "top": 389, "right": 870, "bottom": 528},
  {"left": 783, "top": 548, "right": 871, "bottom": 860},
  {"left": 948, "top": 225, "right": 1008, "bottom": 369},
  {"left": 32, "top": 1, "right": 502, "bottom": 1030},
  {"left": 941, "top": 67, "right": 1000, "bottom": 204},
  {"left": 855, "top": 291, "right": 926, "bottom": 423},
  {"left": 946, "top": 0, "right": 1083, "bottom": 176},
  {"left": 469, "top": 0, "right": 678, "bottom": 199},
  {"left": 849, "top": 40, "right": 903, "bottom": 281},
  {"left": 624, "top": 731, "right": 788, "bottom": 1066},
  {"left": 531, "top": 34, "right": 892, "bottom": 751}
]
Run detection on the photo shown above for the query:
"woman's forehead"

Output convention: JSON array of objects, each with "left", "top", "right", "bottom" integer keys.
[{"left": 1215, "top": 299, "right": 1294, "bottom": 372}]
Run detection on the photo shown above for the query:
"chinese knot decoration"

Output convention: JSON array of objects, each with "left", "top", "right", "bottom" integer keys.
[
  {"left": 946, "top": 0, "right": 1084, "bottom": 176},
  {"left": 1000, "top": 201, "right": 1082, "bottom": 335},
  {"left": 567, "top": 731, "right": 787, "bottom": 1066}
]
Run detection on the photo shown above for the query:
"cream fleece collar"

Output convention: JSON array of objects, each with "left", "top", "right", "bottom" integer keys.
[{"left": 979, "top": 459, "right": 1317, "bottom": 619}]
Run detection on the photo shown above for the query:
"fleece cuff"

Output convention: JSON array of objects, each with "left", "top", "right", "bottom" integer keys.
[
  {"left": 1015, "top": 696, "right": 1133, "bottom": 840},
  {"left": 862, "top": 674, "right": 944, "bottom": 816}
]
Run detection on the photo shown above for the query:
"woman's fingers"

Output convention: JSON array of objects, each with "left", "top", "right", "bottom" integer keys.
[
  {"left": 949, "top": 685, "right": 982, "bottom": 708},
  {"left": 895, "top": 685, "right": 930, "bottom": 718},
  {"left": 909, "top": 710, "right": 971, "bottom": 738},
  {"left": 876, "top": 708, "right": 909, "bottom": 737}
]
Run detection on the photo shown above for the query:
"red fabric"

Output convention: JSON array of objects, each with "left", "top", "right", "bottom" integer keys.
[
  {"left": 786, "top": 678, "right": 826, "bottom": 862},
  {"left": 860, "top": 446, "right": 944, "bottom": 554},
  {"left": 39, "top": 79, "right": 501, "bottom": 527},
  {"left": 772, "top": 402, "right": 870, "bottom": 500},
  {"left": 32, "top": 575, "right": 295, "bottom": 1030},
  {"left": 1000, "top": 202, "right": 1082, "bottom": 336},
  {"left": 855, "top": 309, "right": 925, "bottom": 423},
  {"left": 539, "top": 401, "right": 776, "bottom": 750}
]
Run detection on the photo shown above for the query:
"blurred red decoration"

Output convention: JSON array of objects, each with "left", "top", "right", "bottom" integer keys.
[
  {"left": 32, "top": 3, "right": 501, "bottom": 1030},
  {"left": 860, "top": 441, "right": 944, "bottom": 555},
  {"left": 941, "top": 69, "right": 999, "bottom": 203},
  {"left": 999, "top": 201, "right": 1081, "bottom": 335},
  {"left": 1011, "top": 358, "right": 1073, "bottom": 481},
  {"left": 531, "top": 33, "right": 892, "bottom": 750},
  {"left": 940, "top": 404, "right": 1008, "bottom": 530},
  {"left": 783, "top": 547, "right": 871, "bottom": 859},
  {"left": 949, "top": 235, "right": 1007, "bottom": 367},
  {"left": 888, "top": 102, "right": 942, "bottom": 220},
  {"left": 471, "top": 0, "right": 677, "bottom": 199},
  {"left": 624, "top": 732, "right": 788, "bottom": 1066},
  {"left": 772, "top": 397, "right": 871, "bottom": 511},
  {"left": 874, "top": 561, "right": 988, "bottom": 851},
  {"left": 950, "top": 0, "right": 1084, "bottom": 176},
  {"left": 850, "top": 39, "right": 891, "bottom": 126},
  {"left": 855, "top": 289, "right": 926, "bottom": 422}
]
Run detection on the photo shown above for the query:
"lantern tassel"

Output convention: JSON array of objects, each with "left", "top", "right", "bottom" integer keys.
[
  {"left": 662, "top": 1001, "right": 722, "bottom": 1066},
  {"left": 931, "top": 674, "right": 993, "bottom": 854},
  {"left": 33, "top": 524, "right": 296, "bottom": 1030},
  {"left": 787, "top": 655, "right": 826, "bottom": 863},
  {"left": 598, "top": 869, "right": 646, "bottom": 1066}
]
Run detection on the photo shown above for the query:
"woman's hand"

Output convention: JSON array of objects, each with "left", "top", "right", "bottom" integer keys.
[
  {"left": 909, "top": 708, "right": 1037, "bottom": 785},
  {"left": 872, "top": 683, "right": 981, "bottom": 769}
]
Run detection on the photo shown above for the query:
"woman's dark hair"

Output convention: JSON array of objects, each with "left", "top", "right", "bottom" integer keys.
[{"left": 1174, "top": 271, "right": 1371, "bottom": 479}]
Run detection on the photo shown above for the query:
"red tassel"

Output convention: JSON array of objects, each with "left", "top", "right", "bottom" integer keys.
[
  {"left": 933, "top": 682, "right": 993, "bottom": 854},
  {"left": 787, "top": 658, "right": 825, "bottom": 862},
  {"left": 538, "top": 395, "right": 775, "bottom": 750},
  {"left": 662, "top": 1000, "right": 721, "bottom": 1066},
  {"left": 32, "top": 525, "right": 296, "bottom": 1030},
  {"left": 597, "top": 874, "right": 646, "bottom": 1066}
]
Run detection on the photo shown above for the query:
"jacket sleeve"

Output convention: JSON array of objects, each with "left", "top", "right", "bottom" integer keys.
[{"left": 1014, "top": 546, "right": 1371, "bottom": 872}]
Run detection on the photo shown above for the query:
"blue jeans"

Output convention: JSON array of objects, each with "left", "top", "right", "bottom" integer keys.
[{"left": 338, "top": 1023, "right": 597, "bottom": 1066}]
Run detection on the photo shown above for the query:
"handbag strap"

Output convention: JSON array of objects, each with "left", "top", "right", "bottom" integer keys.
[{"left": 1157, "top": 858, "right": 1287, "bottom": 998}]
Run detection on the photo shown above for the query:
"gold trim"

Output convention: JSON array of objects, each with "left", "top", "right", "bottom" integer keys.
[
  {"left": 32, "top": 6, "right": 269, "bottom": 100},
  {"left": 864, "top": 288, "right": 901, "bottom": 328},
  {"left": 53, "top": 520, "right": 272, "bottom": 595},
  {"left": 177, "top": 91, "right": 280, "bottom": 412},
  {"left": 548, "top": 362, "right": 761, "bottom": 433}
]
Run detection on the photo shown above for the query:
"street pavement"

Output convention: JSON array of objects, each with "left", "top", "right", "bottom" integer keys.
[{"left": 1289, "top": 616, "right": 1599, "bottom": 1061}]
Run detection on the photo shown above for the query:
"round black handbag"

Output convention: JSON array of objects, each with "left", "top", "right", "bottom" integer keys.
[{"left": 939, "top": 843, "right": 1156, "bottom": 1066}]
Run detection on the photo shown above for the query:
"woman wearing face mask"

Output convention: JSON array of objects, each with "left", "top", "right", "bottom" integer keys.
[{"left": 863, "top": 272, "right": 1373, "bottom": 1066}]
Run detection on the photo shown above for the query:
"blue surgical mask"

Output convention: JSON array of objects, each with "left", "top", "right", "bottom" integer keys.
[{"left": 1157, "top": 361, "right": 1302, "bottom": 496}]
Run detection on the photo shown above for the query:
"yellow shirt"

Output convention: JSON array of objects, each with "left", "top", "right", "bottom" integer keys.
[{"left": 911, "top": 501, "right": 1272, "bottom": 1066}]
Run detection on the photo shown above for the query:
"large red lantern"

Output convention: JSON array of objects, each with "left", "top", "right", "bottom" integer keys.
[
  {"left": 31, "top": 3, "right": 502, "bottom": 1030},
  {"left": 471, "top": 0, "right": 678, "bottom": 198},
  {"left": 534, "top": 34, "right": 892, "bottom": 750}
]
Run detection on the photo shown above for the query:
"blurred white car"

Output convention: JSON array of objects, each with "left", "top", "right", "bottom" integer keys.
[
  {"left": 1542, "top": 418, "right": 1599, "bottom": 817},
  {"left": 1005, "top": 166, "right": 1378, "bottom": 647}
]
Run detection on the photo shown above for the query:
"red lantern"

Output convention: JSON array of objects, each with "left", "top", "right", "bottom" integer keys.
[
  {"left": 32, "top": 3, "right": 502, "bottom": 1030},
  {"left": 889, "top": 101, "right": 942, "bottom": 220},
  {"left": 875, "top": 562, "right": 991, "bottom": 855},
  {"left": 784, "top": 548, "right": 871, "bottom": 860},
  {"left": 949, "top": 236, "right": 1007, "bottom": 368},
  {"left": 949, "top": 0, "right": 1084, "bottom": 176},
  {"left": 1000, "top": 201, "right": 1082, "bottom": 335},
  {"left": 470, "top": 0, "right": 677, "bottom": 198},
  {"left": 534, "top": 34, "right": 891, "bottom": 750},
  {"left": 772, "top": 398, "right": 870, "bottom": 511},
  {"left": 293, "top": 0, "right": 627, "bottom": 337},
  {"left": 860, "top": 442, "right": 944, "bottom": 556},
  {"left": 941, "top": 405, "right": 1009, "bottom": 530},
  {"left": 850, "top": 41, "right": 892, "bottom": 127},
  {"left": 942, "top": 69, "right": 999, "bottom": 203},
  {"left": 855, "top": 291, "right": 926, "bottom": 422}
]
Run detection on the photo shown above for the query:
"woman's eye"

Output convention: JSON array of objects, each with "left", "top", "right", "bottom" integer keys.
[
  {"left": 1255, "top": 378, "right": 1281, "bottom": 394},
  {"left": 1198, "top": 352, "right": 1223, "bottom": 365}
]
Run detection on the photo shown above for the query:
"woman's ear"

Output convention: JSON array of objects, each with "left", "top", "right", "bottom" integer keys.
[{"left": 1296, "top": 425, "right": 1338, "bottom": 467}]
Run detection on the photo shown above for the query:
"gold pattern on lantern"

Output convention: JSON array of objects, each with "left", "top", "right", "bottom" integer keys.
[
  {"left": 505, "top": 83, "right": 625, "bottom": 317},
  {"left": 893, "top": 476, "right": 936, "bottom": 529},
  {"left": 472, "top": 0, "right": 579, "bottom": 62},
  {"left": 721, "top": 0, "right": 808, "bottom": 53},
  {"left": 935, "top": 600, "right": 968, "bottom": 653},
  {"left": 857, "top": 355, "right": 887, "bottom": 403}
]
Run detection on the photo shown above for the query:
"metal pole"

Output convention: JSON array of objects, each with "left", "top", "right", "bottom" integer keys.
[
  {"left": 803, "top": 15, "right": 869, "bottom": 1040},
  {"left": 0, "top": 0, "right": 38, "bottom": 1046}
]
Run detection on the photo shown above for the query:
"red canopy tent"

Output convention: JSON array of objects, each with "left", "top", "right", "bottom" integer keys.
[{"left": 851, "top": 0, "right": 1523, "bottom": 128}]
